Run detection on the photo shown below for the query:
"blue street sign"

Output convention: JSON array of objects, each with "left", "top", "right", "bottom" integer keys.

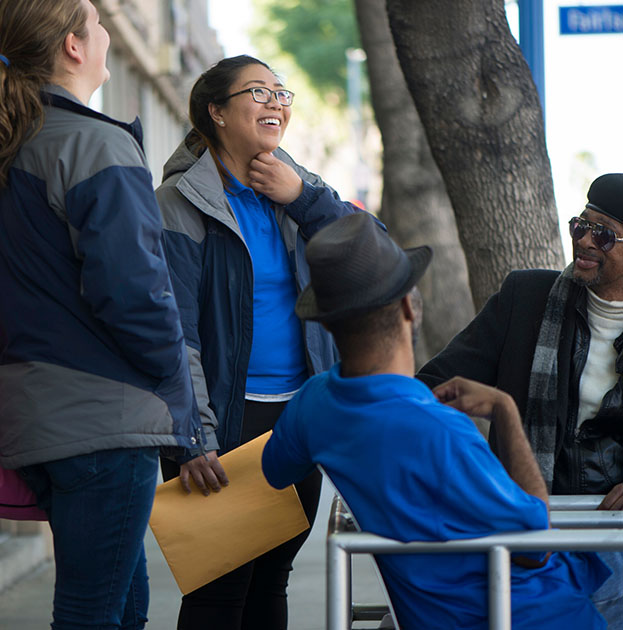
[{"left": 560, "top": 5, "right": 623, "bottom": 34}]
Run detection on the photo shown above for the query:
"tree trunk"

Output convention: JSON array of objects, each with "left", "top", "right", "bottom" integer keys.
[
  {"left": 353, "top": 0, "right": 475, "bottom": 363},
  {"left": 386, "top": 0, "right": 565, "bottom": 310}
]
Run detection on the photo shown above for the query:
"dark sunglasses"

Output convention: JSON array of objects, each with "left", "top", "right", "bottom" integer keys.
[{"left": 568, "top": 216, "right": 623, "bottom": 252}]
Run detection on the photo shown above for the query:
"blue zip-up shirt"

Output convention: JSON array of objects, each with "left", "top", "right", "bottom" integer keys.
[{"left": 225, "top": 175, "right": 307, "bottom": 395}]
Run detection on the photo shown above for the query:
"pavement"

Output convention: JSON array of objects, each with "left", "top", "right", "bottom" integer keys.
[{"left": 0, "top": 477, "right": 387, "bottom": 630}]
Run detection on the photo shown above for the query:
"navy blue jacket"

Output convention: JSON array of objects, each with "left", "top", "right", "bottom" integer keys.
[
  {"left": 0, "top": 86, "right": 204, "bottom": 468},
  {"left": 156, "top": 134, "right": 358, "bottom": 454}
]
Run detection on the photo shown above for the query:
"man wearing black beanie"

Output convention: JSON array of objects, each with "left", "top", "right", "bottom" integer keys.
[{"left": 419, "top": 173, "right": 623, "bottom": 628}]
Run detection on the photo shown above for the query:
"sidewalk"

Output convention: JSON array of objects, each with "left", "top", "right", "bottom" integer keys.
[{"left": 0, "top": 479, "right": 386, "bottom": 630}]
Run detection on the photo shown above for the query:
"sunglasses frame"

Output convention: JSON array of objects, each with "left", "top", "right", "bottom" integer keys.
[{"left": 568, "top": 216, "right": 623, "bottom": 252}]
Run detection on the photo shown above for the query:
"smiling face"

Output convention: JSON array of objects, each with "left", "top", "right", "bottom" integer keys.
[
  {"left": 572, "top": 208, "right": 623, "bottom": 300},
  {"left": 209, "top": 64, "right": 291, "bottom": 162}
]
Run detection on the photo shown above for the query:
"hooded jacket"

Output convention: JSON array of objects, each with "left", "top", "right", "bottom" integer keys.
[
  {"left": 0, "top": 87, "right": 204, "bottom": 469},
  {"left": 156, "top": 134, "right": 358, "bottom": 454}
]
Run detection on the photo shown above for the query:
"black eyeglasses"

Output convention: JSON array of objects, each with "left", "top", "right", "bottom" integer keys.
[
  {"left": 568, "top": 216, "right": 623, "bottom": 252},
  {"left": 222, "top": 87, "right": 295, "bottom": 106}
]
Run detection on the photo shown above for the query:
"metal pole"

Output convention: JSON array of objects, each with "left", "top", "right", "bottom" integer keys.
[
  {"left": 517, "top": 0, "right": 546, "bottom": 114},
  {"left": 327, "top": 535, "right": 352, "bottom": 630},
  {"left": 551, "top": 511, "right": 623, "bottom": 529},
  {"left": 550, "top": 495, "right": 604, "bottom": 511},
  {"left": 488, "top": 546, "right": 511, "bottom": 630}
]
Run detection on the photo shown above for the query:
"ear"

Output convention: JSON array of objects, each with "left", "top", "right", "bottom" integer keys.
[
  {"left": 208, "top": 102, "right": 224, "bottom": 125},
  {"left": 401, "top": 294, "right": 415, "bottom": 322},
  {"left": 62, "top": 32, "right": 86, "bottom": 66}
]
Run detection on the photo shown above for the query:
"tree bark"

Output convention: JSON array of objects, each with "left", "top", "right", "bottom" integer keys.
[
  {"left": 386, "top": 0, "right": 565, "bottom": 310},
  {"left": 353, "top": 0, "right": 475, "bottom": 362}
]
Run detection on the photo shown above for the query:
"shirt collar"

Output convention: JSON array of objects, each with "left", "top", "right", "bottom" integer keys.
[
  {"left": 327, "top": 362, "right": 435, "bottom": 404},
  {"left": 220, "top": 160, "right": 266, "bottom": 200}
]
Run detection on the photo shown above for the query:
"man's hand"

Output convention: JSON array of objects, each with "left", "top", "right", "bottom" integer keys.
[
  {"left": 179, "top": 450, "right": 229, "bottom": 495},
  {"left": 598, "top": 483, "right": 623, "bottom": 510},
  {"left": 433, "top": 376, "right": 549, "bottom": 507},
  {"left": 433, "top": 376, "right": 516, "bottom": 421},
  {"left": 249, "top": 152, "right": 303, "bottom": 204}
]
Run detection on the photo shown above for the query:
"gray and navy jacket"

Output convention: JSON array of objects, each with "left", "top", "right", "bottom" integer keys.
[
  {"left": 156, "top": 133, "right": 359, "bottom": 455},
  {"left": 0, "top": 85, "right": 205, "bottom": 469}
]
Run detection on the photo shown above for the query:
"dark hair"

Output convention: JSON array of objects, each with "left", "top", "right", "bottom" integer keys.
[
  {"left": 326, "top": 300, "right": 404, "bottom": 361},
  {"left": 0, "top": 0, "right": 88, "bottom": 188},
  {"left": 188, "top": 55, "right": 272, "bottom": 183},
  {"left": 326, "top": 288, "right": 423, "bottom": 365}
]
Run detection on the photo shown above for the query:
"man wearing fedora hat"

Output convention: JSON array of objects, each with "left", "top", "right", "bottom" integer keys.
[
  {"left": 418, "top": 173, "right": 623, "bottom": 626},
  {"left": 262, "top": 212, "right": 608, "bottom": 629}
]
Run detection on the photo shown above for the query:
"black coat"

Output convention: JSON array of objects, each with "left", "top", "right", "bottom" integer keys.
[{"left": 418, "top": 269, "right": 623, "bottom": 494}]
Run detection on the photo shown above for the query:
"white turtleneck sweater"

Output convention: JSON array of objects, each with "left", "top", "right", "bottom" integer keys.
[{"left": 577, "top": 289, "right": 623, "bottom": 428}]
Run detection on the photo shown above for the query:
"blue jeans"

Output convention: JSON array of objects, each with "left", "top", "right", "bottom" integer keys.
[
  {"left": 592, "top": 551, "right": 623, "bottom": 629},
  {"left": 21, "top": 447, "right": 159, "bottom": 630}
]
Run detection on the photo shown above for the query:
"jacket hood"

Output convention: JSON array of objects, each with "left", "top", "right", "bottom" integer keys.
[{"left": 161, "top": 130, "right": 203, "bottom": 183}]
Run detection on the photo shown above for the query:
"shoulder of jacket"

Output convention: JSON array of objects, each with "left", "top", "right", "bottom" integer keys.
[
  {"left": 505, "top": 268, "right": 559, "bottom": 288},
  {"left": 41, "top": 109, "right": 145, "bottom": 172},
  {"left": 274, "top": 147, "right": 324, "bottom": 187},
  {"left": 500, "top": 269, "right": 560, "bottom": 305},
  {"left": 16, "top": 112, "right": 149, "bottom": 205}
]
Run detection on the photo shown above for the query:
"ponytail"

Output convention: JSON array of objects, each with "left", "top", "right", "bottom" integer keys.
[{"left": 0, "top": 0, "right": 87, "bottom": 188}]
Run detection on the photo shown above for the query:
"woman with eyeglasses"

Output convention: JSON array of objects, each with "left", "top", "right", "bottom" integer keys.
[{"left": 156, "top": 55, "right": 360, "bottom": 630}]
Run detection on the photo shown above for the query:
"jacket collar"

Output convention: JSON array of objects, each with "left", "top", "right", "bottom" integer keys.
[
  {"left": 41, "top": 84, "right": 144, "bottom": 150},
  {"left": 167, "top": 136, "right": 240, "bottom": 232},
  {"left": 162, "top": 134, "right": 298, "bottom": 247}
]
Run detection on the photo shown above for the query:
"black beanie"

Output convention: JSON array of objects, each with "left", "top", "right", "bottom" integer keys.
[{"left": 586, "top": 173, "right": 623, "bottom": 224}]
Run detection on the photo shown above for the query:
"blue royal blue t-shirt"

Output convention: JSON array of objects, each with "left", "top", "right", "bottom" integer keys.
[
  {"left": 263, "top": 365, "right": 610, "bottom": 630},
  {"left": 225, "top": 175, "right": 307, "bottom": 395}
]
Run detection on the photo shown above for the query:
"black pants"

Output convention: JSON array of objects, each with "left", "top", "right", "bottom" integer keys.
[{"left": 161, "top": 400, "right": 322, "bottom": 630}]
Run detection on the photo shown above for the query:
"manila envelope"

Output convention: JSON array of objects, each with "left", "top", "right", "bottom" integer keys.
[{"left": 149, "top": 431, "right": 310, "bottom": 594}]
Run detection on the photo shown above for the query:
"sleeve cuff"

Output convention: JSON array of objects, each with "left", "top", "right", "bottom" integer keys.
[
  {"left": 201, "top": 429, "right": 220, "bottom": 453},
  {"left": 284, "top": 180, "right": 319, "bottom": 216},
  {"left": 173, "top": 424, "right": 220, "bottom": 465},
  {"left": 174, "top": 447, "right": 204, "bottom": 466}
]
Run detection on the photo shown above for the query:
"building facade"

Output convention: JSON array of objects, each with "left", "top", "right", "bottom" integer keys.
[{"left": 96, "top": 0, "right": 223, "bottom": 179}]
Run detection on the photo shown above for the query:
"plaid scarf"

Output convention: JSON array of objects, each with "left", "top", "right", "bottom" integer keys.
[{"left": 524, "top": 263, "right": 575, "bottom": 492}]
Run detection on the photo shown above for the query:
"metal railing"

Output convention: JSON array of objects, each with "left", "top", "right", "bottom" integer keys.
[{"left": 326, "top": 495, "right": 623, "bottom": 630}]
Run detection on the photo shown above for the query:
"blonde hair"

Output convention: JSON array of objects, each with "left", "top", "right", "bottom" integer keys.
[{"left": 0, "top": 0, "right": 88, "bottom": 188}]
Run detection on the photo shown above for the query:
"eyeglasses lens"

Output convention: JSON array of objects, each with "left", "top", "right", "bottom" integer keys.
[
  {"left": 251, "top": 88, "right": 293, "bottom": 106},
  {"left": 569, "top": 218, "right": 615, "bottom": 252},
  {"left": 277, "top": 92, "right": 292, "bottom": 105}
]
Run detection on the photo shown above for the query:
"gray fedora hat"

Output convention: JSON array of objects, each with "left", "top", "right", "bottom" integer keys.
[{"left": 295, "top": 212, "right": 432, "bottom": 322}]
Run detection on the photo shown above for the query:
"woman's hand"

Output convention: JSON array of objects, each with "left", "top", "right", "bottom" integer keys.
[
  {"left": 249, "top": 152, "right": 303, "bottom": 204},
  {"left": 179, "top": 450, "right": 229, "bottom": 495}
]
